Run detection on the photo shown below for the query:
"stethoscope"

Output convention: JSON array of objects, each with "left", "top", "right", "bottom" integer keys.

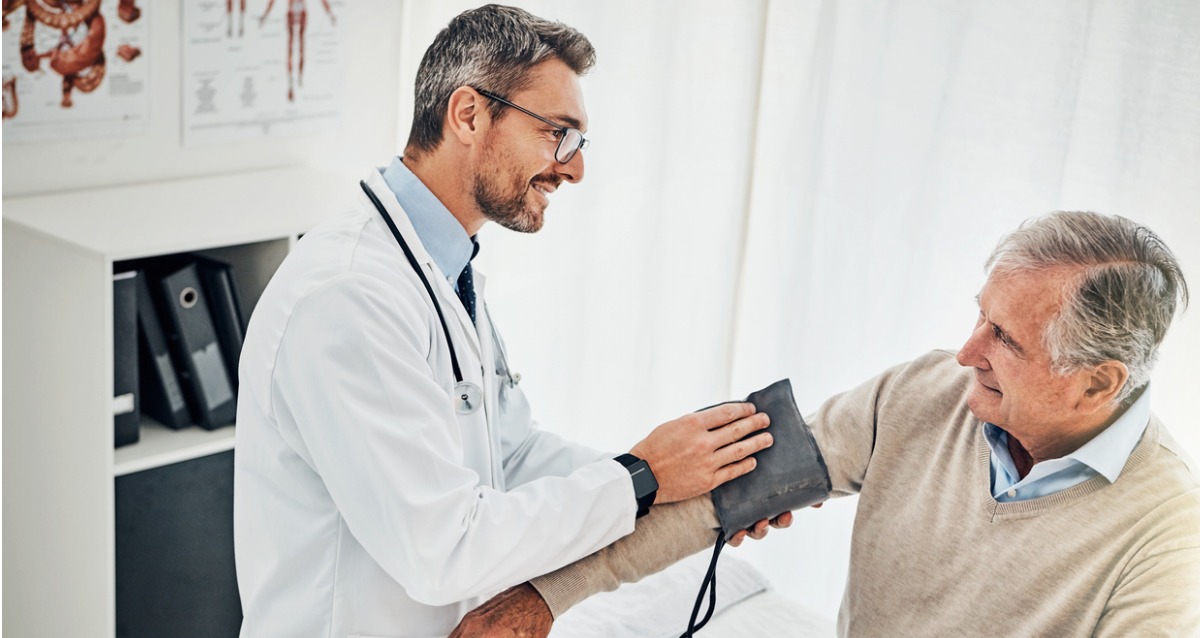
[{"left": 360, "top": 181, "right": 518, "bottom": 415}]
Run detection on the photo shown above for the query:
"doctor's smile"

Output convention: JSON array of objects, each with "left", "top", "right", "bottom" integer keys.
[
  {"left": 529, "top": 174, "right": 560, "bottom": 210},
  {"left": 532, "top": 176, "right": 558, "bottom": 199}
]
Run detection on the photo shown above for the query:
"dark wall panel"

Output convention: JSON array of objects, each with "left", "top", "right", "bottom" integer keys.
[{"left": 116, "top": 450, "right": 241, "bottom": 637}]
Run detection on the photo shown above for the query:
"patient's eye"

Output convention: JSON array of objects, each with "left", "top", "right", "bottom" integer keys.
[{"left": 992, "top": 323, "right": 1016, "bottom": 350}]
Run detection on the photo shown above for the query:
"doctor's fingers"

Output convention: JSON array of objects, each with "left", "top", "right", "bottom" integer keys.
[
  {"left": 707, "top": 411, "right": 771, "bottom": 446},
  {"left": 714, "top": 428, "right": 773, "bottom": 470},
  {"left": 709, "top": 433, "right": 772, "bottom": 491},
  {"left": 691, "top": 402, "right": 759, "bottom": 430}
]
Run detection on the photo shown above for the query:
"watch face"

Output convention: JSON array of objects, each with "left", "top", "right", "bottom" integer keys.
[{"left": 629, "top": 460, "right": 659, "bottom": 497}]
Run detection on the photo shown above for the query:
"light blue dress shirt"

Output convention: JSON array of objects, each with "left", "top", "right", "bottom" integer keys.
[
  {"left": 379, "top": 157, "right": 476, "bottom": 293},
  {"left": 985, "top": 386, "right": 1151, "bottom": 502}
]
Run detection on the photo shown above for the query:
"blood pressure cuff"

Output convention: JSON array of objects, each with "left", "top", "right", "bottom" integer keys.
[{"left": 710, "top": 379, "right": 831, "bottom": 541}]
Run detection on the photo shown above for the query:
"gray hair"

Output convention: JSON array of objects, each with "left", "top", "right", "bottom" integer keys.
[
  {"left": 405, "top": 4, "right": 596, "bottom": 156},
  {"left": 986, "top": 211, "right": 1189, "bottom": 403}
]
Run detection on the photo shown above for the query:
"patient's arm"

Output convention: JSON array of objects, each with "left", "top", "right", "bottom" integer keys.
[
  {"left": 533, "top": 495, "right": 721, "bottom": 616},
  {"left": 450, "top": 497, "right": 796, "bottom": 637},
  {"left": 449, "top": 496, "right": 718, "bottom": 638}
]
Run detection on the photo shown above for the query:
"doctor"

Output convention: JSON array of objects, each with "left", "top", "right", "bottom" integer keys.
[{"left": 233, "top": 5, "right": 774, "bottom": 637}]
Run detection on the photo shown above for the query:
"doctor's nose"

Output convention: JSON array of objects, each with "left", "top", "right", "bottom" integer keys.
[{"left": 557, "top": 147, "right": 584, "bottom": 184}]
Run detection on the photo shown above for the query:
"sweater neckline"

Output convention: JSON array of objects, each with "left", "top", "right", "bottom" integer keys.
[{"left": 975, "top": 417, "right": 1160, "bottom": 519}]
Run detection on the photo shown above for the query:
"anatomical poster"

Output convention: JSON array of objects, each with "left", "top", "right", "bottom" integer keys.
[
  {"left": 2, "top": 0, "right": 149, "bottom": 143},
  {"left": 182, "top": 0, "right": 346, "bottom": 146}
]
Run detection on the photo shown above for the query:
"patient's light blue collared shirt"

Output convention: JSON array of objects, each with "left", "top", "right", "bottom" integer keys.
[
  {"left": 984, "top": 386, "right": 1151, "bottom": 502},
  {"left": 379, "top": 157, "right": 476, "bottom": 293}
]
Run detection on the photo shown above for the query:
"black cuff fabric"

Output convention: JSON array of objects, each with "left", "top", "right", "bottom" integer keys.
[{"left": 709, "top": 379, "right": 831, "bottom": 540}]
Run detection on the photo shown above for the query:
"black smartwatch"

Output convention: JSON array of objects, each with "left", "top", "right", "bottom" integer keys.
[{"left": 614, "top": 453, "right": 658, "bottom": 518}]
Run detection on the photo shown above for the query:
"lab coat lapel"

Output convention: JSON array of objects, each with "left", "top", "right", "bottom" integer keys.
[
  {"left": 472, "top": 272, "right": 506, "bottom": 487},
  {"left": 360, "top": 171, "right": 484, "bottom": 364}
]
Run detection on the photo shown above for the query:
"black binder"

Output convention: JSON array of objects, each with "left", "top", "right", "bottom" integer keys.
[
  {"left": 195, "top": 256, "right": 247, "bottom": 389},
  {"left": 156, "top": 262, "right": 237, "bottom": 429},
  {"left": 136, "top": 271, "right": 192, "bottom": 429},
  {"left": 113, "top": 271, "right": 140, "bottom": 448}
]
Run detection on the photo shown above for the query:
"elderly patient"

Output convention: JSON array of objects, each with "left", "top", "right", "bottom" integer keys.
[{"left": 454, "top": 210, "right": 1200, "bottom": 637}]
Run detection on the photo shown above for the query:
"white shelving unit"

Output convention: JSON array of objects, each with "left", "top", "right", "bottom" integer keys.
[{"left": 3, "top": 165, "right": 356, "bottom": 637}]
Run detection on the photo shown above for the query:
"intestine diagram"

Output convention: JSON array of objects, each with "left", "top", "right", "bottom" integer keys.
[{"left": 2, "top": 0, "right": 141, "bottom": 118}]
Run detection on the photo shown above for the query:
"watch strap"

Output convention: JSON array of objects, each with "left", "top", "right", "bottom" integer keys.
[{"left": 614, "top": 453, "right": 658, "bottom": 517}]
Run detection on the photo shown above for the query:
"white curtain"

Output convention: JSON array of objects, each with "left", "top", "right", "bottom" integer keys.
[{"left": 397, "top": 0, "right": 1200, "bottom": 618}]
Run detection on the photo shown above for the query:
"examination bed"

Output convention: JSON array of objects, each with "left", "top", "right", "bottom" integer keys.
[{"left": 550, "top": 551, "right": 835, "bottom": 637}]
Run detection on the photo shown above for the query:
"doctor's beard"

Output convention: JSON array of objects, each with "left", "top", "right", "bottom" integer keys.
[{"left": 472, "top": 167, "right": 561, "bottom": 234}]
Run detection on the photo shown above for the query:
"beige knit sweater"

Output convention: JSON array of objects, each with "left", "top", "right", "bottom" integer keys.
[{"left": 531, "top": 351, "right": 1200, "bottom": 636}]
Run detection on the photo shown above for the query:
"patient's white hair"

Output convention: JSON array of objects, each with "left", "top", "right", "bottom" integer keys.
[{"left": 986, "top": 211, "right": 1189, "bottom": 403}]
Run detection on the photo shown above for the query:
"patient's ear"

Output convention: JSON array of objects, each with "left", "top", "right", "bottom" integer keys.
[{"left": 1079, "top": 360, "right": 1128, "bottom": 412}]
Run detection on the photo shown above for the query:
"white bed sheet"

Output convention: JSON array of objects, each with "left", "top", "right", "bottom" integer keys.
[
  {"left": 700, "top": 591, "right": 836, "bottom": 637},
  {"left": 549, "top": 550, "right": 835, "bottom": 638}
]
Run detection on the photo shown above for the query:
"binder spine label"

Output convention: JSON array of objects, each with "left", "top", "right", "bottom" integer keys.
[
  {"left": 194, "top": 342, "right": 234, "bottom": 410},
  {"left": 156, "top": 353, "right": 188, "bottom": 413},
  {"left": 113, "top": 393, "right": 136, "bottom": 416}
]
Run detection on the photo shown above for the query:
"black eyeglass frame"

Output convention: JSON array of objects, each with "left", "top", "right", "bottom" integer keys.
[{"left": 475, "top": 88, "right": 589, "bottom": 164}]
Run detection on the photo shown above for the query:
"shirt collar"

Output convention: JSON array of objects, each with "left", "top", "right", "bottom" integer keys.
[
  {"left": 983, "top": 384, "right": 1151, "bottom": 484},
  {"left": 1068, "top": 384, "right": 1152, "bottom": 482},
  {"left": 379, "top": 156, "right": 476, "bottom": 282}
]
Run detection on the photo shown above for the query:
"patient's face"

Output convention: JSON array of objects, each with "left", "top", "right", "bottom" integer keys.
[{"left": 955, "top": 267, "right": 1094, "bottom": 444}]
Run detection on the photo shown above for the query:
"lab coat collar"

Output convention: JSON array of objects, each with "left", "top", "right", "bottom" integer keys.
[
  {"left": 379, "top": 157, "right": 477, "bottom": 287},
  {"left": 360, "top": 171, "right": 484, "bottom": 362}
]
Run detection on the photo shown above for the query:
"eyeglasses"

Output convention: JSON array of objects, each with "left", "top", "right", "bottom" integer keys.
[{"left": 475, "top": 88, "right": 589, "bottom": 164}]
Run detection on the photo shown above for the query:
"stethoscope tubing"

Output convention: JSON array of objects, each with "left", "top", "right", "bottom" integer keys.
[{"left": 360, "top": 180, "right": 469, "bottom": 385}]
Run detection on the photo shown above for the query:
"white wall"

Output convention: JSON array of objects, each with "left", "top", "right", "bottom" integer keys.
[{"left": 2, "top": 0, "right": 405, "bottom": 197}]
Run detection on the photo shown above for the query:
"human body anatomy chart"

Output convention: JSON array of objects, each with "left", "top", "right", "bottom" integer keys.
[
  {"left": 2, "top": 0, "right": 148, "bottom": 143},
  {"left": 182, "top": 0, "right": 345, "bottom": 146}
]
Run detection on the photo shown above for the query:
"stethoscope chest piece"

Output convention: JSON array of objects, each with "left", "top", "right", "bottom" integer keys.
[
  {"left": 454, "top": 381, "right": 483, "bottom": 415},
  {"left": 361, "top": 180, "right": 490, "bottom": 418}
]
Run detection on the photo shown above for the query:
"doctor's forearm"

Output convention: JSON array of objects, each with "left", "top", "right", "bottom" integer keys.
[{"left": 529, "top": 495, "right": 719, "bottom": 618}]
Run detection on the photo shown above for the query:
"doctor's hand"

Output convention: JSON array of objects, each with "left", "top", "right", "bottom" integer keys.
[
  {"left": 630, "top": 402, "right": 772, "bottom": 504},
  {"left": 448, "top": 583, "right": 551, "bottom": 638}
]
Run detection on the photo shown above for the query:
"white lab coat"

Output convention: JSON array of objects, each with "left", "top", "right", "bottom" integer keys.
[{"left": 234, "top": 170, "right": 637, "bottom": 637}]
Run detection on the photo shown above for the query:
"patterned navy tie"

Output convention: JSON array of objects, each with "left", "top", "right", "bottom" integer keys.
[
  {"left": 456, "top": 262, "right": 476, "bottom": 323},
  {"left": 456, "top": 238, "right": 480, "bottom": 322}
]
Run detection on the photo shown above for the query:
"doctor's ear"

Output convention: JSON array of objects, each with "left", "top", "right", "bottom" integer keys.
[{"left": 444, "top": 86, "right": 489, "bottom": 147}]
